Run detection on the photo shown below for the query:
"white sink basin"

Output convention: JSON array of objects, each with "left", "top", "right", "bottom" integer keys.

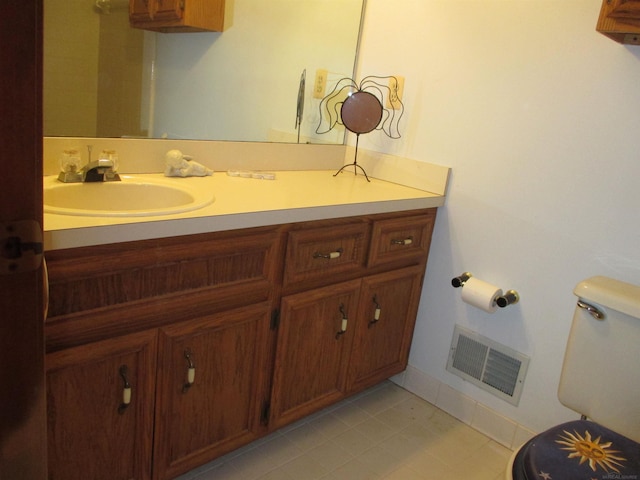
[{"left": 44, "top": 175, "right": 215, "bottom": 217}]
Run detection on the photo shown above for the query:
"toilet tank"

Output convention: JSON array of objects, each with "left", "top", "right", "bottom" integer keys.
[{"left": 558, "top": 276, "right": 640, "bottom": 443}]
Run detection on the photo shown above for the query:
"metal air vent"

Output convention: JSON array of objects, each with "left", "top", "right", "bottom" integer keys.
[{"left": 446, "top": 325, "right": 529, "bottom": 406}]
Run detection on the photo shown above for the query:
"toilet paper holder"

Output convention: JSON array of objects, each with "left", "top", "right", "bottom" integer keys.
[
  {"left": 451, "top": 272, "right": 472, "bottom": 288},
  {"left": 451, "top": 272, "right": 520, "bottom": 308}
]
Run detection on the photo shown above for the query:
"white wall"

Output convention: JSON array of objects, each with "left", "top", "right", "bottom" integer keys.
[{"left": 357, "top": 0, "right": 640, "bottom": 435}]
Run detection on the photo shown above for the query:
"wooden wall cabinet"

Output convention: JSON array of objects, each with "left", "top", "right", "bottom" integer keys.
[
  {"left": 45, "top": 209, "right": 436, "bottom": 479},
  {"left": 130, "top": 0, "right": 226, "bottom": 33},
  {"left": 597, "top": 0, "right": 640, "bottom": 44}
]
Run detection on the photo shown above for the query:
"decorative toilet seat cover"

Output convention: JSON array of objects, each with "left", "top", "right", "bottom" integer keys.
[{"left": 513, "top": 420, "right": 640, "bottom": 480}]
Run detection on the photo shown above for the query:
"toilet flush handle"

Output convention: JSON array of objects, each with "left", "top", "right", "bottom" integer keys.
[{"left": 577, "top": 300, "right": 605, "bottom": 320}]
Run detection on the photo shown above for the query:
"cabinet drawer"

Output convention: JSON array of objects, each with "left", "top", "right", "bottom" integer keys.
[
  {"left": 368, "top": 212, "right": 435, "bottom": 267},
  {"left": 284, "top": 222, "right": 370, "bottom": 287}
]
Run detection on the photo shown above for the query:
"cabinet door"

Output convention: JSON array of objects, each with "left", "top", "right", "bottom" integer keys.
[
  {"left": 608, "top": 0, "right": 640, "bottom": 26},
  {"left": 153, "top": 303, "right": 271, "bottom": 480},
  {"left": 130, "top": 0, "right": 181, "bottom": 21},
  {"left": 153, "top": 0, "right": 183, "bottom": 21},
  {"left": 130, "top": 0, "right": 154, "bottom": 22},
  {"left": 347, "top": 266, "right": 424, "bottom": 392},
  {"left": 46, "top": 330, "right": 157, "bottom": 480},
  {"left": 269, "top": 279, "right": 360, "bottom": 429}
]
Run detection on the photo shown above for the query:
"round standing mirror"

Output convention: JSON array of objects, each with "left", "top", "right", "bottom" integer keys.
[{"left": 340, "top": 91, "right": 383, "bottom": 134}]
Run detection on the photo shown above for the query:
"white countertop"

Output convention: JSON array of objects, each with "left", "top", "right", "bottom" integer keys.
[{"left": 44, "top": 170, "right": 445, "bottom": 251}]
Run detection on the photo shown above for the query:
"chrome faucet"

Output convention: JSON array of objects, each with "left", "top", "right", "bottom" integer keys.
[
  {"left": 56, "top": 145, "right": 121, "bottom": 182},
  {"left": 82, "top": 158, "right": 121, "bottom": 182}
]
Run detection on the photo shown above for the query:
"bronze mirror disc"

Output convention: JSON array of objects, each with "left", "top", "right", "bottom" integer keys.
[{"left": 340, "top": 91, "right": 383, "bottom": 134}]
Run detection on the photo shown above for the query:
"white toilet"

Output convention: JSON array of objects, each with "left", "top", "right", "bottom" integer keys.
[{"left": 507, "top": 276, "right": 640, "bottom": 479}]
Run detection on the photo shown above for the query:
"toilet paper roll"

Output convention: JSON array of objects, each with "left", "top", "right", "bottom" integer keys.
[{"left": 461, "top": 277, "right": 503, "bottom": 313}]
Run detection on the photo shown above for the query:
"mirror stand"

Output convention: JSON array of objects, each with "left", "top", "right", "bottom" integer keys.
[{"left": 333, "top": 133, "right": 370, "bottom": 181}]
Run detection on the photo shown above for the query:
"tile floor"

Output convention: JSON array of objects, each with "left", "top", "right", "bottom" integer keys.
[{"left": 177, "top": 381, "right": 512, "bottom": 480}]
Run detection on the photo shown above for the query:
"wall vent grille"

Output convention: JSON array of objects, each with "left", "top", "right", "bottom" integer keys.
[{"left": 446, "top": 325, "right": 529, "bottom": 406}]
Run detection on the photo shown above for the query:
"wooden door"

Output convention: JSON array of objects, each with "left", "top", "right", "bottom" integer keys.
[
  {"left": 270, "top": 279, "right": 360, "bottom": 429},
  {"left": 153, "top": 303, "right": 271, "bottom": 480},
  {"left": 347, "top": 266, "right": 424, "bottom": 393},
  {"left": 0, "top": 1, "right": 47, "bottom": 478},
  {"left": 46, "top": 330, "right": 157, "bottom": 480}
]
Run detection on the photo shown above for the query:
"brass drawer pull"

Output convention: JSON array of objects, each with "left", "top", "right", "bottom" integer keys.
[
  {"left": 313, "top": 247, "right": 343, "bottom": 260},
  {"left": 391, "top": 237, "right": 413, "bottom": 246}
]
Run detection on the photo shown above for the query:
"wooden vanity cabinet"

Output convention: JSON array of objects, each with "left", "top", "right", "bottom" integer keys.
[
  {"left": 45, "top": 209, "right": 436, "bottom": 479},
  {"left": 130, "top": 0, "right": 226, "bottom": 33}
]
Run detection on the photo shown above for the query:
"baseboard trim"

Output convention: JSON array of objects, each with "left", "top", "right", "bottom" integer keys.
[{"left": 391, "top": 365, "right": 536, "bottom": 450}]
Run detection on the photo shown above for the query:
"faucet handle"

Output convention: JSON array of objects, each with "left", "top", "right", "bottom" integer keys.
[
  {"left": 98, "top": 150, "right": 119, "bottom": 171},
  {"left": 60, "top": 149, "right": 81, "bottom": 173},
  {"left": 81, "top": 149, "right": 121, "bottom": 182}
]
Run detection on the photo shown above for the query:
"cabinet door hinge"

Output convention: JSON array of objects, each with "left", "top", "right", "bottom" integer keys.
[
  {"left": 270, "top": 309, "right": 280, "bottom": 330},
  {"left": 1, "top": 220, "right": 43, "bottom": 274},
  {"left": 261, "top": 400, "right": 271, "bottom": 425}
]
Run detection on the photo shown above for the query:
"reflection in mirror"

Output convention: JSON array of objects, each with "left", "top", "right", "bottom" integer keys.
[{"left": 43, "top": 0, "right": 364, "bottom": 144}]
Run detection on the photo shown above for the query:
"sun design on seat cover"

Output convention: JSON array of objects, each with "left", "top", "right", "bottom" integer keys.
[{"left": 556, "top": 429, "right": 627, "bottom": 473}]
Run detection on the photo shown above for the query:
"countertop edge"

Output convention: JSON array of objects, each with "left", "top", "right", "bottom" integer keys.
[{"left": 44, "top": 196, "right": 444, "bottom": 251}]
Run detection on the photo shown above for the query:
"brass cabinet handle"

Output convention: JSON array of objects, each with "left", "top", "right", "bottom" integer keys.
[
  {"left": 335, "top": 303, "right": 348, "bottom": 339},
  {"left": 313, "top": 247, "right": 343, "bottom": 260},
  {"left": 118, "top": 365, "right": 132, "bottom": 414},
  {"left": 182, "top": 349, "right": 196, "bottom": 393},
  {"left": 369, "top": 295, "right": 382, "bottom": 328}
]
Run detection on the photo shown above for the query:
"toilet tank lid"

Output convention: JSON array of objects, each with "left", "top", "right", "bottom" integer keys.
[{"left": 574, "top": 276, "right": 640, "bottom": 319}]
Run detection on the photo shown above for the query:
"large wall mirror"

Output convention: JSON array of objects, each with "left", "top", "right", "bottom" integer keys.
[{"left": 43, "top": 0, "right": 364, "bottom": 144}]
